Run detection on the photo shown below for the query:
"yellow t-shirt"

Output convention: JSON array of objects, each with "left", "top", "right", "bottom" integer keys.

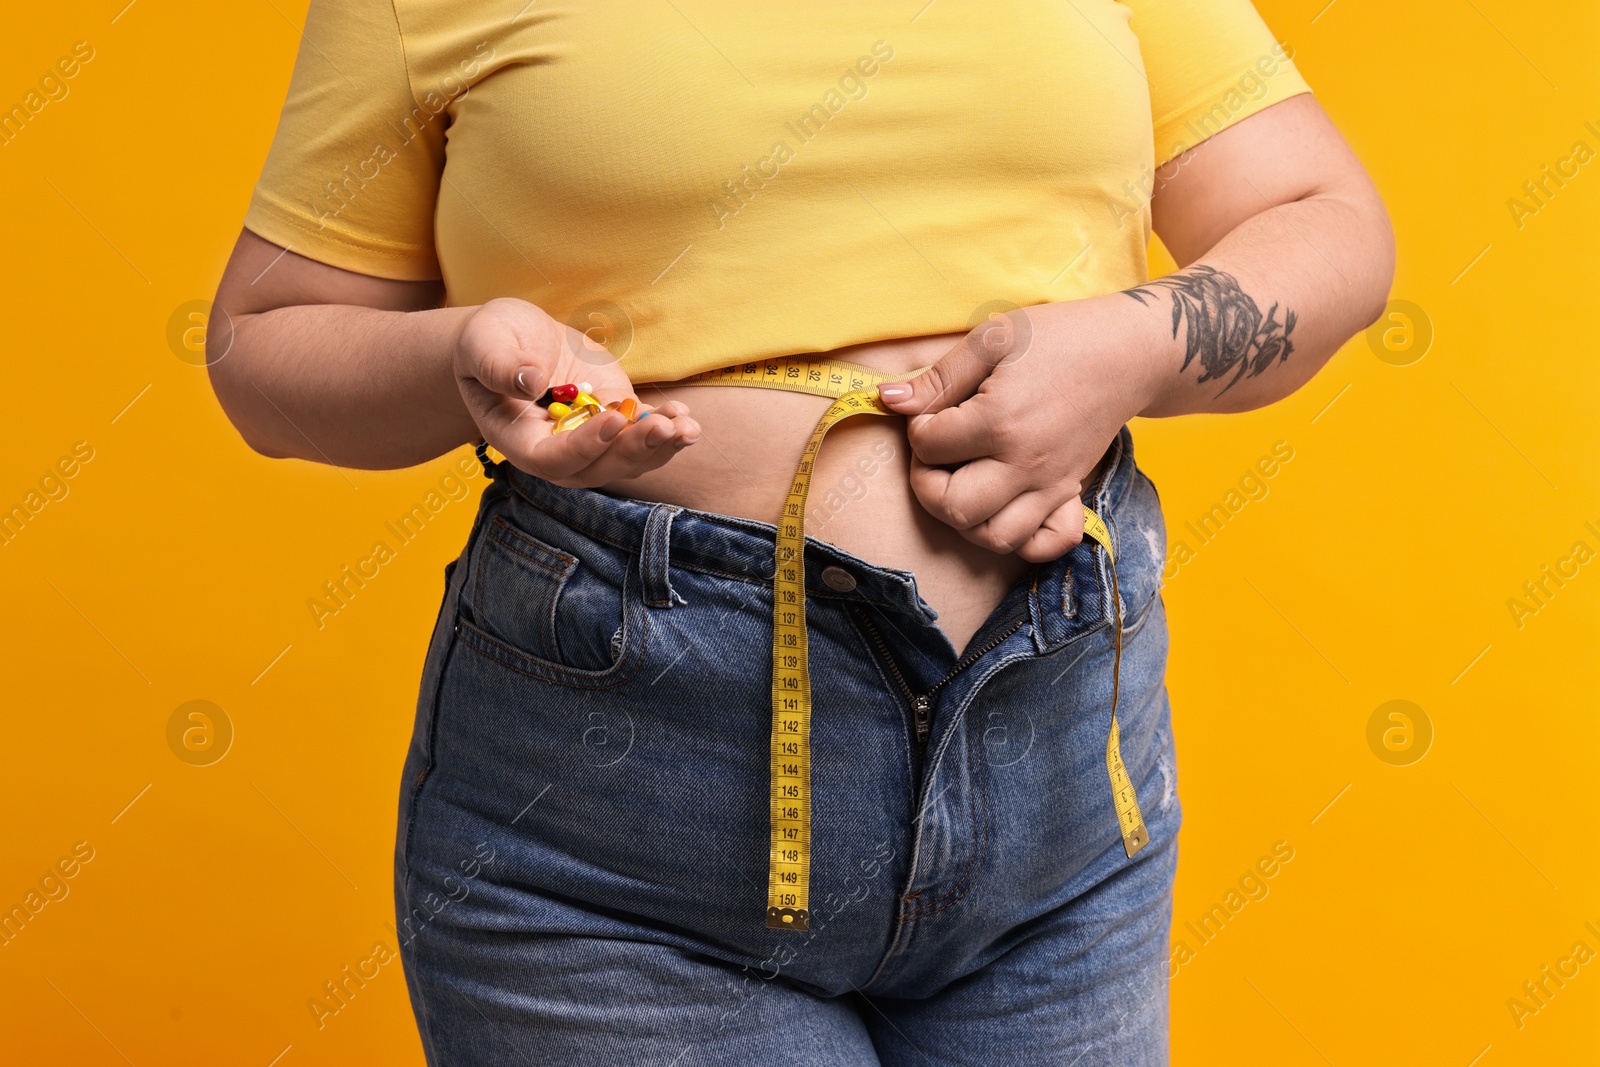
[{"left": 242, "top": 0, "right": 1310, "bottom": 384}]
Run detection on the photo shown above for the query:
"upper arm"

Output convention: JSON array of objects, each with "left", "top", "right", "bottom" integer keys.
[
  {"left": 213, "top": 227, "right": 443, "bottom": 325},
  {"left": 1123, "top": 0, "right": 1387, "bottom": 265},
  {"left": 233, "top": 0, "right": 450, "bottom": 288},
  {"left": 1148, "top": 94, "right": 1390, "bottom": 267},
  {"left": 208, "top": 228, "right": 444, "bottom": 376},
  {"left": 212, "top": 0, "right": 453, "bottom": 351}
]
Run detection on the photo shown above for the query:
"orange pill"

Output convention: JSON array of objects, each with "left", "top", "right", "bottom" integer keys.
[{"left": 605, "top": 397, "right": 640, "bottom": 421}]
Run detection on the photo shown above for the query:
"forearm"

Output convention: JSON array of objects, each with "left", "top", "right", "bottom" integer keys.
[
  {"left": 209, "top": 302, "right": 480, "bottom": 470},
  {"left": 1118, "top": 189, "right": 1394, "bottom": 418}
]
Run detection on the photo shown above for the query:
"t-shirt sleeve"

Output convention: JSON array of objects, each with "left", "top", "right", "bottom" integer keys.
[
  {"left": 241, "top": 0, "right": 445, "bottom": 280},
  {"left": 1125, "top": 0, "right": 1313, "bottom": 168}
]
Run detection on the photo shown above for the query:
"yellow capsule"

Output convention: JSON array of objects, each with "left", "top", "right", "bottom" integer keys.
[
  {"left": 547, "top": 401, "right": 572, "bottom": 419},
  {"left": 574, "top": 392, "right": 601, "bottom": 410},
  {"left": 553, "top": 408, "right": 594, "bottom": 434}
]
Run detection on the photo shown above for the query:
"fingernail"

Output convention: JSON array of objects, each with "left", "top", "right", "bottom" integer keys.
[
  {"left": 515, "top": 367, "right": 539, "bottom": 395},
  {"left": 598, "top": 417, "right": 623, "bottom": 442},
  {"left": 878, "top": 383, "right": 910, "bottom": 400}
]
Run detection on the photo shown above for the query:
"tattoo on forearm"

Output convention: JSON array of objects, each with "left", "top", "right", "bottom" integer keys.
[{"left": 1123, "top": 265, "right": 1296, "bottom": 396}]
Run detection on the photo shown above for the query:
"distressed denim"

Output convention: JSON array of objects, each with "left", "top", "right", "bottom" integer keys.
[{"left": 393, "top": 423, "right": 1182, "bottom": 1065}]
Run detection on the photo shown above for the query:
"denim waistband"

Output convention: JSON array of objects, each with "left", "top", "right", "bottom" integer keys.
[{"left": 475, "top": 423, "right": 1139, "bottom": 626}]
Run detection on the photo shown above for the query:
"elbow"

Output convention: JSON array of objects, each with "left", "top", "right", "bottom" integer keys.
[
  {"left": 222, "top": 412, "right": 296, "bottom": 461},
  {"left": 204, "top": 318, "right": 294, "bottom": 461},
  {"left": 208, "top": 371, "right": 292, "bottom": 460},
  {"left": 240, "top": 433, "right": 295, "bottom": 461},
  {"left": 1354, "top": 193, "right": 1397, "bottom": 332}
]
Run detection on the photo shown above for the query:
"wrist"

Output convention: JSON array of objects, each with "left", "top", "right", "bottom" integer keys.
[
  {"left": 433, "top": 303, "right": 496, "bottom": 447},
  {"left": 447, "top": 302, "right": 490, "bottom": 381},
  {"left": 1030, "top": 293, "right": 1176, "bottom": 423}
]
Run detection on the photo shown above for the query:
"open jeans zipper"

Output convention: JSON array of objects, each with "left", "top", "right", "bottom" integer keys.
[{"left": 850, "top": 606, "right": 1025, "bottom": 781}]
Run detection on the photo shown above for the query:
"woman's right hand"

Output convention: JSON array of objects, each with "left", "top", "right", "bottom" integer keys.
[{"left": 454, "top": 297, "right": 701, "bottom": 487}]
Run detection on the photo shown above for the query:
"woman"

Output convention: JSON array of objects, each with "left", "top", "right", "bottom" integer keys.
[{"left": 209, "top": 1, "right": 1392, "bottom": 1062}]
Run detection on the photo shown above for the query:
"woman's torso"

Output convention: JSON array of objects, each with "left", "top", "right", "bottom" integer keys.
[{"left": 592, "top": 331, "right": 1111, "bottom": 656}]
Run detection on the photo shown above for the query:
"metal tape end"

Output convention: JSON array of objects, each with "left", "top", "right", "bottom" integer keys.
[{"left": 766, "top": 906, "right": 810, "bottom": 932}]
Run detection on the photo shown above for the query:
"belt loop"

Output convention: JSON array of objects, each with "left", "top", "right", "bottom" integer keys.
[{"left": 641, "top": 503, "right": 685, "bottom": 608}]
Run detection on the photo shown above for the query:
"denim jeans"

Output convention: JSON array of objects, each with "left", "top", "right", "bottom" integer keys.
[{"left": 393, "top": 423, "right": 1182, "bottom": 1065}]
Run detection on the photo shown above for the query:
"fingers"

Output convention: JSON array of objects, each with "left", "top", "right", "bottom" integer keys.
[
  {"left": 876, "top": 326, "right": 1010, "bottom": 417},
  {"left": 907, "top": 455, "right": 1031, "bottom": 536},
  {"left": 561, "top": 402, "right": 702, "bottom": 483},
  {"left": 1012, "top": 497, "right": 1087, "bottom": 563},
  {"left": 468, "top": 382, "right": 620, "bottom": 481},
  {"left": 458, "top": 377, "right": 537, "bottom": 455},
  {"left": 965, "top": 487, "right": 1084, "bottom": 559},
  {"left": 902, "top": 393, "right": 1014, "bottom": 467},
  {"left": 496, "top": 398, "right": 698, "bottom": 485},
  {"left": 908, "top": 454, "right": 1083, "bottom": 558},
  {"left": 460, "top": 313, "right": 554, "bottom": 402}
]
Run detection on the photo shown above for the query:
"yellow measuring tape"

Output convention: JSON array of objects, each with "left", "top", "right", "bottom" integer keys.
[{"left": 678, "top": 356, "right": 1148, "bottom": 931}]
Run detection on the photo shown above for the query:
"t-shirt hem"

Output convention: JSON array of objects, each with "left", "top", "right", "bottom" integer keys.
[{"left": 242, "top": 191, "right": 442, "bottom": 283}]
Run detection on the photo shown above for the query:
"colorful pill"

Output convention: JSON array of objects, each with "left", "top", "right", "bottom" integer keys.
[
  {"left": 549, "top": 383, "right": 579, "bottom": 404},
  {"left": 605, "top": 397, "right": 640, "bottom": 421},
  {"left": 553, "top": 408, "right": 593, "bottom": 434},
  {"left": 577, "top": 381, "right": 594, "bottom": 395},
  {"left": 547, "top": 401, "right": 572, "bottom": 420},
  {"left": 574, "top": 391, "right": 601, "bottom": 410}
]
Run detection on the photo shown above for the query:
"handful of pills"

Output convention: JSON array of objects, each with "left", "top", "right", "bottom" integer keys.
[{"left": 536, "top": 381, "right": 650, "bottom": 434}]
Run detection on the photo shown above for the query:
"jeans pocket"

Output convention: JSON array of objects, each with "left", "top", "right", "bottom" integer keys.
[
  {"left": 460, "top": 513, "right": 632, "bottom": 676},
  {"left": 451, "top": 495, "right": 649, "bottom": 687}
]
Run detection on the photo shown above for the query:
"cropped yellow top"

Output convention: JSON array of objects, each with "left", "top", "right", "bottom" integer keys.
[{"left": 242, "top": 0, "right": 1311, "bottom": 384}]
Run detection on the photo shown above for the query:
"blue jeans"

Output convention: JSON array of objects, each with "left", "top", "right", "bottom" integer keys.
[{"left": 393, "top": 423, "right": 1182, "bottom": 1065}]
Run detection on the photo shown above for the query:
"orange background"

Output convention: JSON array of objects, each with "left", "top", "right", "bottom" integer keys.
[{"left": 1, "top": 2, "right": 1595, "bottom": 1064}]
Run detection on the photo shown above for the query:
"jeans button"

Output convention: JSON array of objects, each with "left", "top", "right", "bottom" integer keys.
[{"left": 820, "top": 565, "right": 857, "bottom": 592}]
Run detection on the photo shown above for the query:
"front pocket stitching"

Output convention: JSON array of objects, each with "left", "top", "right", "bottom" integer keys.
[
  {"left": 486, "top": 516, "right": 578, "bottom": 575},
  {"left": 457, "top": 614, "right": 648, "bottom": 691},
  {"left": 454, "top": 564, "right": 650, "bottom": 690},
  {"left": 480, "top": 516, "right": 595, "bottom": 669},
  {"left": 1121, "top": 587, "right": 1161, "bottom": 641}
]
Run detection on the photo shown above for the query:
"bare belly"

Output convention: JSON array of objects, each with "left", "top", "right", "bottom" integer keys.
[{"left": 599, "top": 330, "right": 1108, "bottom": 657}]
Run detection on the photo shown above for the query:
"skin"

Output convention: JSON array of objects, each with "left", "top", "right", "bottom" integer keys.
[{"left": 208, "top": 94, "right": 1393, "bottom": 656}]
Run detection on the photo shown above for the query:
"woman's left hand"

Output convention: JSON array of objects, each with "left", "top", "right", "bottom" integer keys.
[{"left": 875, "top": 297, "right": 1162, "bottom": 562}]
